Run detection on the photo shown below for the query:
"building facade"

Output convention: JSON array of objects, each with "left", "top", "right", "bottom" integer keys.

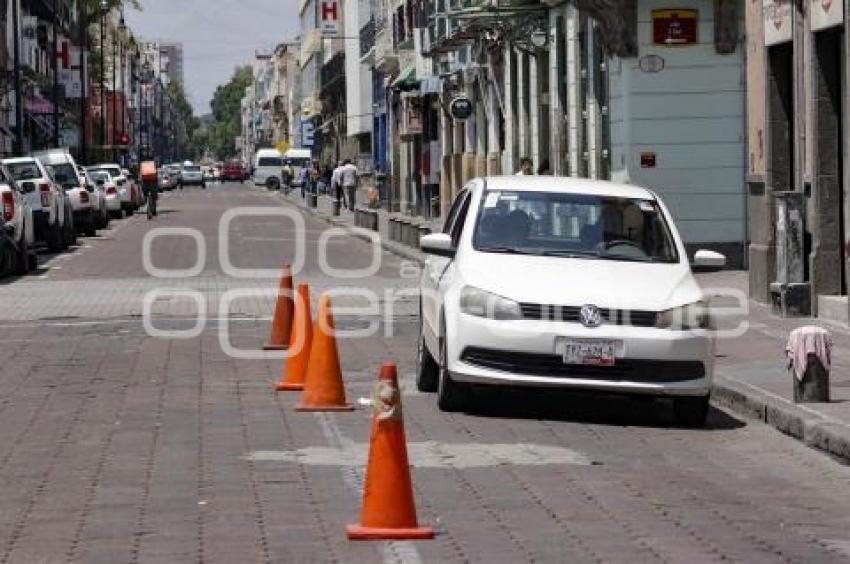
[{"left": 747, "top": 0, "right": 849, "bottom": 322}]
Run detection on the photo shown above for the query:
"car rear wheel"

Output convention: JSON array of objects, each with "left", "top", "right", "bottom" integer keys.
[
  {"left": 266, "top": 177, "right": 280, "bottom": 191},
  {"left": 48, "top": 218, "right": 64, "bottom": 252},
  {"left": 437, "top": 318, "right": 468, "bottom": 412},
  {"left": 14, "top": 228, "right": 29, "bottom": 275},
  {"left": 673, "top": 395, "right": 710, "bottom": 428},
  {"left": 416, "top": 311, "right": 439, "bottom": 393}
]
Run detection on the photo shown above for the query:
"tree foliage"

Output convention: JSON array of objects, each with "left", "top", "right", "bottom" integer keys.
[{"left": 207, "top": 66, "right": 253, "bottom": 160}]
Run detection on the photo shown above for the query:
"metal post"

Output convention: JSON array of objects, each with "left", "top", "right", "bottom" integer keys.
[
  {"left": 51, "top": 0, "right": 60, "bottom": 147},
  {"left": 12, "top": 0, "right": 23, "bottom": 155},
  {"left": 79, "top": 0, "right": 88, "bottom": 163}
]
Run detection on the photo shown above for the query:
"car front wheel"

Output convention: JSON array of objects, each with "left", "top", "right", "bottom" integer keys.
[
  {"left": 416, "top": 312, "right": 439, "bottom": 393},
  {"left": 437, "top": 317, "right": 468, "bottom": 412},
  {"left": 673, "top": 395, "right": 710, "bottom": 428}
]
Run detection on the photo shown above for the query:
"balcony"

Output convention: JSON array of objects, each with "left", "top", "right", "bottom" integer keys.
[
  {"left": 374, "top": 28, "right": 399, "bottom": 73},
  {"left": 320, "top": 52, "right": 346, "bottom": 93},
  {"left": 360, "top": 18, "right": 375, "bottom": 61}
]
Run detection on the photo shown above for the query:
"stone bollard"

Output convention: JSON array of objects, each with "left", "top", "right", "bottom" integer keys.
[{"left": 785, "top": 326, "right": 832, "bottom": 403}]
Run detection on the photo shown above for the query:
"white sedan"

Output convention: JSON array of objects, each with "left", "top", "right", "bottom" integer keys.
[{"left": 417, "top": 176, "right": 725, "bottom": 427}]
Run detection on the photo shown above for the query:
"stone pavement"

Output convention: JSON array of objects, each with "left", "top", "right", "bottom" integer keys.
[{"left": 276, "top": 184, "right": 850, "bottom": 464}]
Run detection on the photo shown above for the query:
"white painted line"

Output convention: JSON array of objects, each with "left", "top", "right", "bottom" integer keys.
[{"left": 248, "top": 441, "right": 595, "bottom": 468}]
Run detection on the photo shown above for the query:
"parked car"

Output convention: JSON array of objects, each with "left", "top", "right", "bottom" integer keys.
[
  {"left": 180, "top": 162, "right": 205, "bottom": 187},
  {"left": 416, "top": 176, "right": 726, "bottom": 427},
  {"left": 221, "top": 160, "right": 247, "bottom": 182},
  {"left": 78, "top": 165, "right": 109, "bottom": 229},
  {"left": 87, "top": 170, "right": 122, "bottom": 219},
  {"left": 122, "top": 168, "right": 144, "bottom": 208},
  {"left": 2, "top": 156, "right": 68, "bottom": 251},
  {"left": 35, "top": 149, "right": 97, "bottom": 237},
  {"left": 87, "top": 164, "right": 134, "bottom": 216},
  {"left": 0, "top": 165, "right": 35, "bottom": 275},
  {"left": 253, "top": 148, "right": 284, "bottom": 190}
]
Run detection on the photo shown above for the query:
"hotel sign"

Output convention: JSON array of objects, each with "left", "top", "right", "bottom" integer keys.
[
  {"left": 763, "top": 0, "right": 792, "bottom": 45},
  {"left": 811, "top": 0, "right": 843, "bottom": 31}
]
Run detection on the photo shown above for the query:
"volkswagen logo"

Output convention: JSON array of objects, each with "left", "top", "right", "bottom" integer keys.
[{"left": 579, "top": 304, "right": 603, "bottom": 328}]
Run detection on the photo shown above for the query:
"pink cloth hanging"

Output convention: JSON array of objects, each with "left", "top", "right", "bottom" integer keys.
[{"left": 785, "top": 326, "right": 832, "bottom": 381}]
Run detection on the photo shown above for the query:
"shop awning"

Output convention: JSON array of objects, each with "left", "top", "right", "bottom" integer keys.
[{"left": 390, "top": 65, "right": 419, "bottom": 90}]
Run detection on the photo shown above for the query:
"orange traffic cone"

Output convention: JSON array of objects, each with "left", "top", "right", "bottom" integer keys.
[
  {"left": 346, "top": 362, "right": 434, "bottom": 540},
  {"left": 275, "top": 283, "right": 313, "bottom": 391},
  {"left": 263, "top": 264, "right": 294, "bottom": 350},
  {"left": 294, "top": 294, "right": 354, "bottom": 411}
]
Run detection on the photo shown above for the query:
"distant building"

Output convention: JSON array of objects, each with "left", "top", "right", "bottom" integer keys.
[{"left": 158, "top": 42, "right": 185, "bottom": 86}]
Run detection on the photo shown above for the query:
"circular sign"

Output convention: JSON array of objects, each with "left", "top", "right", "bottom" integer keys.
[
  {"left": 449, "top": 96, "right": 473, "bottom": 121},
  {"left": 639, "top": 54, "right": 665, "bottom": 73}
]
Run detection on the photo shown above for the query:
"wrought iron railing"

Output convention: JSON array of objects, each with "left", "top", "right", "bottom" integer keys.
[{"left": 360, "top": 17, "right": 375, "bottom": 57}]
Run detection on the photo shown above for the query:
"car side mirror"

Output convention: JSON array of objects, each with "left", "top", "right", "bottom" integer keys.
[
  {"left": 420, "top": 233, "right": 456, "bottom": 258},
  {"left": 21, "top": 181, "right": 35, "bottom": 193},
  {"left": 691, "top": 249, "right": 726, "bottom": 272}
]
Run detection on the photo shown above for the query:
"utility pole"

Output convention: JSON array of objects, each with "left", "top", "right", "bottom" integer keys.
[
  {"left": 51, "top": 0, "right": 60, "bottom": 147},
  {"left": 80, "top": 0, "right": 88, "bottom": 163},
  {"left": 12, "top": 0, "right": 23, "bottom": 155}
]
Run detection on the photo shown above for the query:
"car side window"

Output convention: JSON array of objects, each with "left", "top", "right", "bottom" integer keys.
[
  {"left": 449, "top": 192, "right": 472, "bottom": 247},
  {"left": 442, "top": 188, "right": 468, "bottom": 234}
]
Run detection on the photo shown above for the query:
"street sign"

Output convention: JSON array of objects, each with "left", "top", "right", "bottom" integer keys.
[
  {"left": 320, "top": 0, "right": 341, "bottom": 37},
  {"left": 449, "top": 96, "right": 473, "bottom": 121},
  {"left": 302, "top": 121, "right": 316, "bottom": 148}
]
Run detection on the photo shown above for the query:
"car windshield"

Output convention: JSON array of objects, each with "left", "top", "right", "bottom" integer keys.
[
  {"left": 258, "top": 157, "right": 283, "bottom": 167},
  {"left": 473, "top": 190, "right": 679, "bottom": 263},
  {"left": 91, "top": 166, "right": 120, "bottom": 177},
  {"left": 6, "top": 162, "right": 42, "bottom": 180},
  {"left": 184, "top": 166, "right": 201, "bottom": 172},
  {"left": 50, "top": 163, "right": 80, "bottom": 188},
  {"left": 89, "top": 171, "right": 110, "bottom": 182}
]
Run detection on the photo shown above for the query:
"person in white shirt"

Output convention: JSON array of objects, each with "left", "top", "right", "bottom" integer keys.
[
  {"left": 331, "top": 162, "right": 343, "bottom": 207},
  {"left": 340, "top": 159, "right": 358, "bottom": 211}
]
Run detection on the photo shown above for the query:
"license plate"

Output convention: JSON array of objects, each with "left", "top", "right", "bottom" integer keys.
[{"left": 557, "top": 338, "right": 617, "bottom": 366}]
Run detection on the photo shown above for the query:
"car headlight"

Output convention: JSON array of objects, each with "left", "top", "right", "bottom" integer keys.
[
  {"left": 459, "top": 286, "right": 522, "bottom": 320},
  {"left": 656, "top": 301, "right": 711, "bottom": 330}
]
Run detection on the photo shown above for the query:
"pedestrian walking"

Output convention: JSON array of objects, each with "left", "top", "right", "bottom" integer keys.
[
  {"left": 299, "top": 166, "right": 309, "bottom": 198},
  {"left": 331, "top": 162, "right": 344, "bottom": 208},
  {"left": 340, "top": 159, "right": 358, "bottom": 211}
]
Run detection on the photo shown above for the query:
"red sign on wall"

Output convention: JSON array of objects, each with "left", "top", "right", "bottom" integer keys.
[{"left": 652, "top": 9, "right": 698, "bottom": 45}]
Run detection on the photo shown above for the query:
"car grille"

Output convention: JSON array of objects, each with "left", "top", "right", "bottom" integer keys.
[
  {"left": 460, "top": 347, "right": 705, "bottom": 383},
  {"left": 520, "top": 303, "right": 659, "bottom": 327}
]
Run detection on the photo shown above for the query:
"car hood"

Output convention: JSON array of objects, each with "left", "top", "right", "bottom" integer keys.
[{"left": 459, "top": 252, "right": 703, "bottom": 311}]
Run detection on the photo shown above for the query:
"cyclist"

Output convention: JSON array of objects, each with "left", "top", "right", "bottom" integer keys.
[{"left": 140, "top": 160, "right": 159, "bottom": 219}]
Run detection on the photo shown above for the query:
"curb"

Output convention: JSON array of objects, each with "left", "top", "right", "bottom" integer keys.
[
  {"left": 712, "top": 375, "right": 850, "bottom": 463},
  {"left": 277, "top": 192, "right": 427, "bottom": 266}
]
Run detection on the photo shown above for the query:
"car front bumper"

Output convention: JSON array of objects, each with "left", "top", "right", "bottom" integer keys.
[{"left": 446, "top": 314, "right": 714, "bottom": 397}]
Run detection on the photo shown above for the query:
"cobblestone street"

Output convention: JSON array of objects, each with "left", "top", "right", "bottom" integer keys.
[{"left": 1, "top": 183, "right": 849, "bottom": 563}]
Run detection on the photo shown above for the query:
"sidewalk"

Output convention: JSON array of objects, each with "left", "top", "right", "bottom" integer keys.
[{"left": 277, "top": 187, "right": 850, "bottom": 462}]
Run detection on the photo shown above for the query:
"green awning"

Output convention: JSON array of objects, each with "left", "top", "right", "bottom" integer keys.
[{"left": 390, "top": 65, "right": 419, "bottom": 90}]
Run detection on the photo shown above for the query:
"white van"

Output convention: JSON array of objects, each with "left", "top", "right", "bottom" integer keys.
[
  {"left": 253, "top": 148, "right": 284, "bottom": 190},
  {"left": 283, "top": 148, "right": 312, "bottom": 187}
]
